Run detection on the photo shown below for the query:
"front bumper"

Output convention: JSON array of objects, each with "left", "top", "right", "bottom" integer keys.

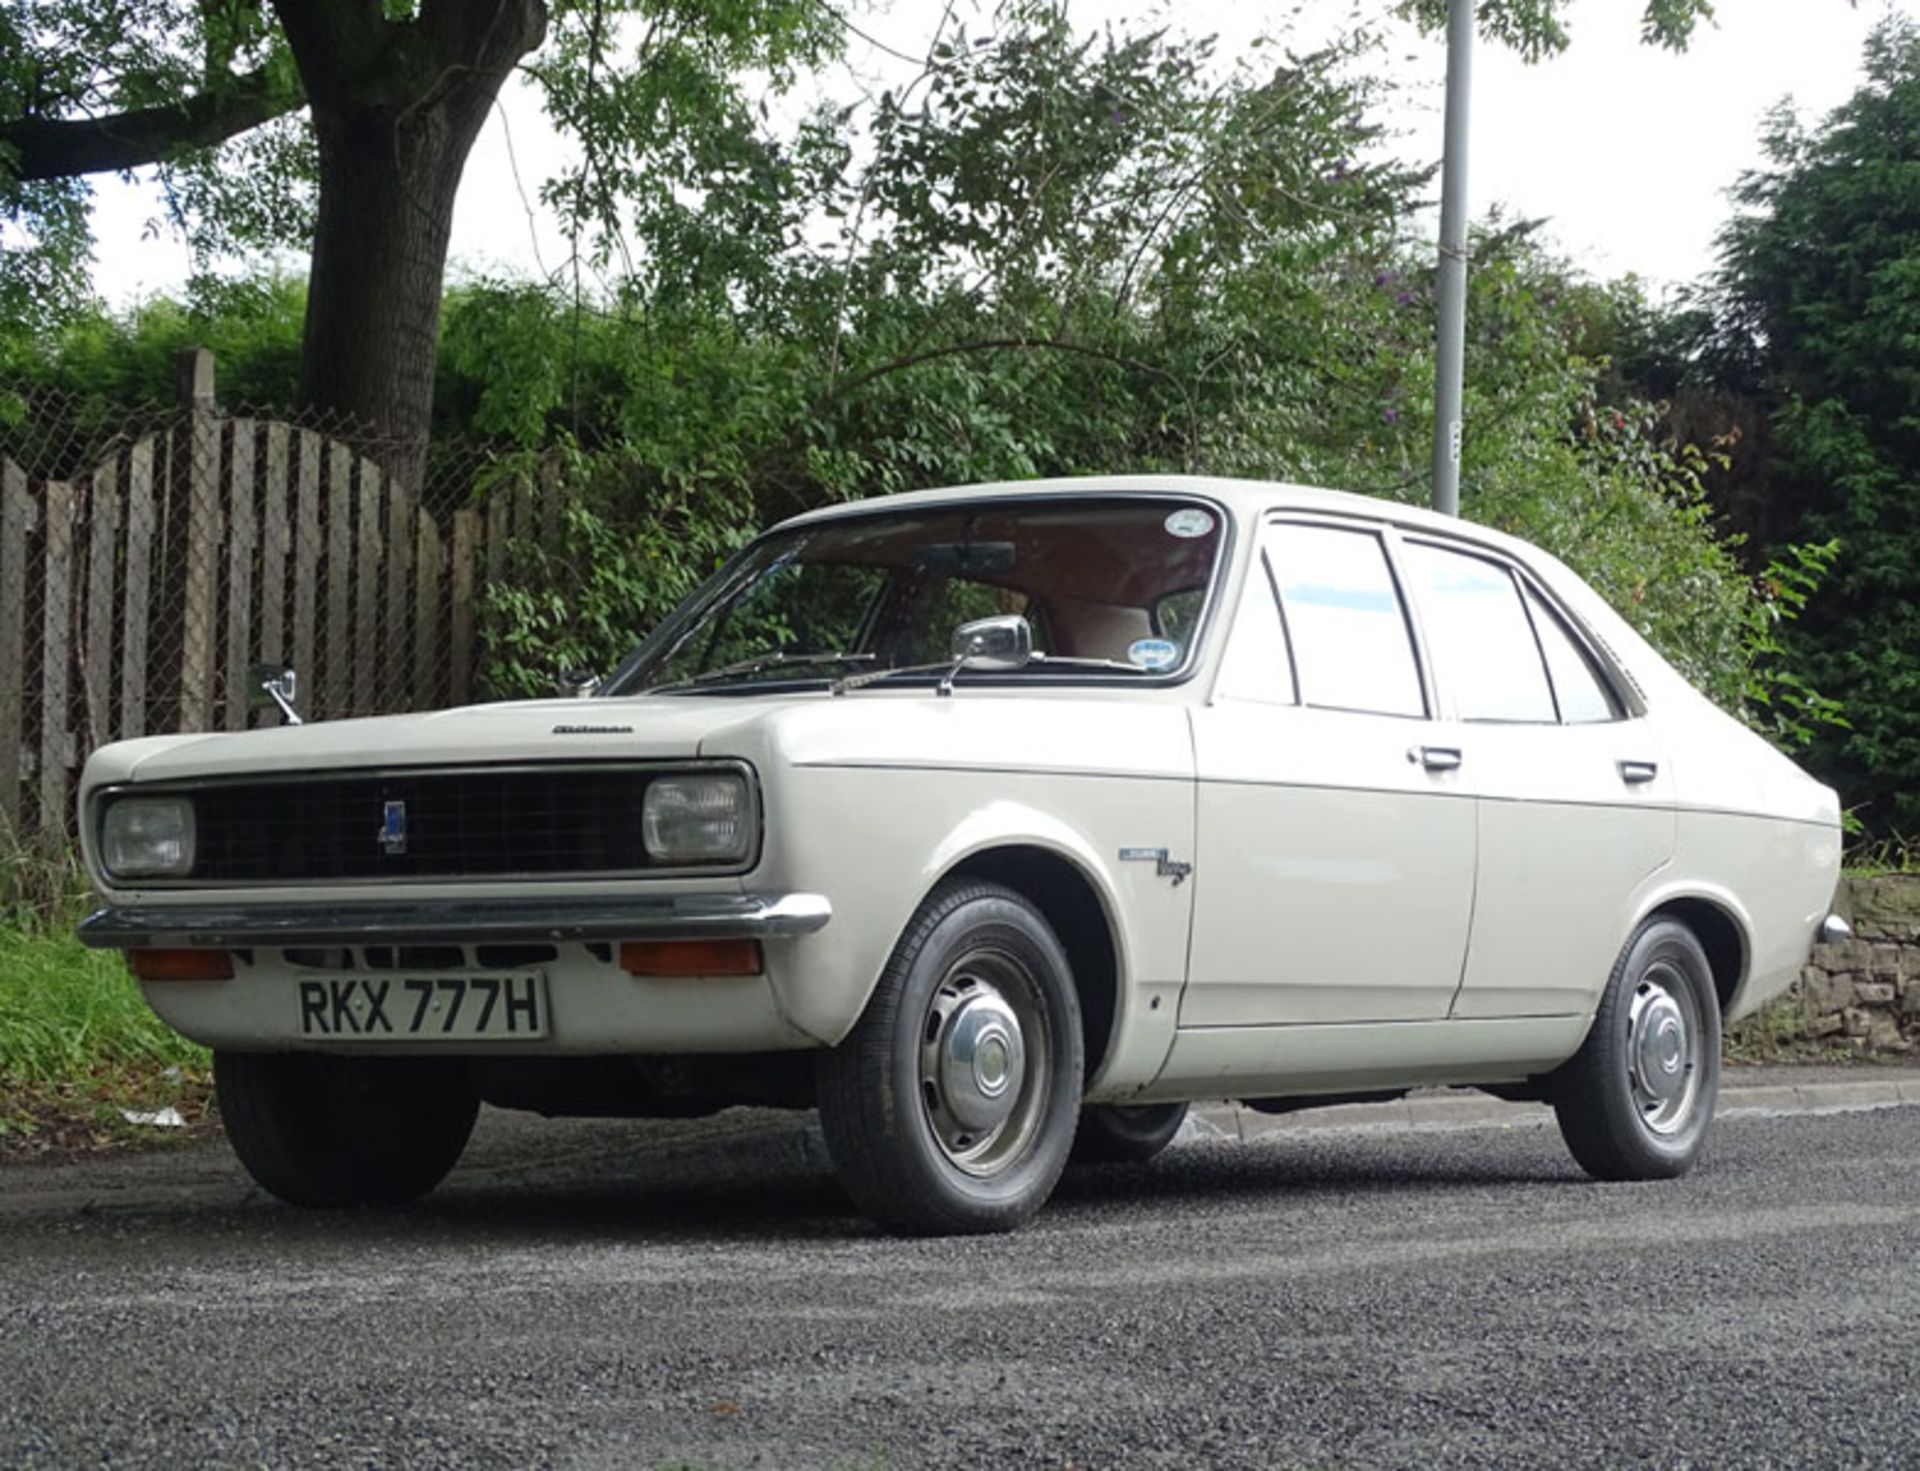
[{"left": 77, "top": 891, "right": 833, "bottom": 949}]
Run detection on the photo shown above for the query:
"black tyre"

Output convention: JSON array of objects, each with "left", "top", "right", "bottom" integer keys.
[
  {"left": 817, "top": 880, "right": 1084, "bottom": 1235},
  {"left": 1552, "top": 918, "right": 1721, "bottom": 1181},
  {"left": 214, "top": 1051, "right": 478, "bottom": 1207},
  {"left": 1070, "top": 1102, "right": 1190, "bottom": 1165}
]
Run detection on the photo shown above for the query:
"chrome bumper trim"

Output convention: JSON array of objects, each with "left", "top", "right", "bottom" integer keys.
[{"left": 77, "top": 892, "right": 832, "bottom": 949}]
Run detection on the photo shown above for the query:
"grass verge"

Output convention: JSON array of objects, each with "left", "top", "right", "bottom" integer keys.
[{"left": 0, "top": 925, "right": 215, "bottom": 1161}]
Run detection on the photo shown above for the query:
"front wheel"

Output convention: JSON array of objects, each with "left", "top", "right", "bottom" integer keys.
[
  {"left": 215, "top": 1052, "right": 478, "bottom": 1207},
  {"left": 817, "top": 880, "right": 1084, "bottom": 1235},
  {"left": 1552, "top": 918, "right": 1721, "bottom": 1181}
]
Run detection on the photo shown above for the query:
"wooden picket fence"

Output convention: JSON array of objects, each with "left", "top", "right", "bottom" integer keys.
[{"left": 0, "top": 363, "right": 557, "bottom": 842}]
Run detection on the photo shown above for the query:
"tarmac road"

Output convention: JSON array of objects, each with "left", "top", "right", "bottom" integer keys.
[{"left": 1, "top": 1069, "right": 1916, "bottom": 1470}]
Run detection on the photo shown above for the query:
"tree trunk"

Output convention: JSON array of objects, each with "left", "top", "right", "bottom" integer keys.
[
  {"left": 299, "top": 105, "right": 466, "bottom": 455},
  {"left": 282, "top": 1, "right": 547, "bottom": 480}
]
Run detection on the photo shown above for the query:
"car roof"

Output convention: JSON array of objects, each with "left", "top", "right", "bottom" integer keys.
[{"left": 776, "top": 474, "right": 1532, "bottom": 557}]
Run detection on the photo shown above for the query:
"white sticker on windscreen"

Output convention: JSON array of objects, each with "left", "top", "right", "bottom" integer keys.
[
  {"left": 1128, "top": 637, "right": 1180, "bottom": 671},
  {"left": 1163, "top": 508, "right": 1214, "bottom": 539}
]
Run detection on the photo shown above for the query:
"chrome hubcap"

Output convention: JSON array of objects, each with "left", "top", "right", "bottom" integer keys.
[
  {"left": 936, "top": 988, "right": 1026, "bottom": 1134},
  {"left": 918, "top": 951, "right": 1048, "bottom": 1176},
  {"left": 1626, "top": 963, "right": 1702, "bottom": 1136}
]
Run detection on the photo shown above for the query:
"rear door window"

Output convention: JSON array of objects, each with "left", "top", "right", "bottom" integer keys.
[{"left": 1402, "top": 541, "right": 1556, "bottom": 723}]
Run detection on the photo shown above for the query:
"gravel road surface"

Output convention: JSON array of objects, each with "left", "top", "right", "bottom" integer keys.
[{"left": 2, "top": 1081, "right": 1916, "bottom": 1469}]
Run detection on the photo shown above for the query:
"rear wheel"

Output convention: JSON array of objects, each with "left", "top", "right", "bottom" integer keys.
[
  {"left": 214, "top": 1052, "right": 478, "bottom": 1207},
  {"left": 1552, "top": 918, "right": 1721, "bottom": 1181},
  {"left": 817, "top": 880, "right": 1084, "bottom": 1235},
  {"left": 1071, "top": 1102, "right": 1189, "bottom": 1165}
]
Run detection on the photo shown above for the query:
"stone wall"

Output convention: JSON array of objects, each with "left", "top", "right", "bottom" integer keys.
[{"left": 1788, "top": 875, "right": 1920, "bottom": 1055}]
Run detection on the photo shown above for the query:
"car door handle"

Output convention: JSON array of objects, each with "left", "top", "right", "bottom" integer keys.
[
  {"left": 1618, "top": 759, "right": 1659, "bottom": 785},
  {"left": 1410, "top": 745, "right": 1463, "bottom": 772}
]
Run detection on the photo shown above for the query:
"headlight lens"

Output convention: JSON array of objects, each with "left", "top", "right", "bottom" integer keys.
[
  {"left": 641, "top": 774, "right": 752, "bottom": 865},
  {"left": 101, "top": 797, "right": 196, "bottom": 879}
]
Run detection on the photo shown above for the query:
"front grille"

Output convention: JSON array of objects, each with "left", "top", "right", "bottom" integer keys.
[{"left": 169, "top": 766, "right": 720, "bottom": 883}]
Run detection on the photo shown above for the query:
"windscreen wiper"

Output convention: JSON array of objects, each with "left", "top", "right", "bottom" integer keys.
[
  {"left": 830, "top": 651, "right": 1151, "bottom": 696},
  {"left": 1024, "top": 654, "right": 1154, "bottom": 673},
  {"left": 831, "top": 660, "right": 953, "bottom": 696},
  {"left": 649, "top": 651, "right": 873, "bottom": 692}
]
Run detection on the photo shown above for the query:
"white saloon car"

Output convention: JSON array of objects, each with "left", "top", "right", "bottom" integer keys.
[{"left": 77, "top": 477, "right": 1843, "bottom": 1233}]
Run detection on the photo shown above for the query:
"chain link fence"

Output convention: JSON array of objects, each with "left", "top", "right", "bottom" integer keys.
[{"left": 1, "top": 351, "right": 563, "bottom": 844}]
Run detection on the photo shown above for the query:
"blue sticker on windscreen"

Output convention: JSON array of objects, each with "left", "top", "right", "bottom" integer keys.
[{"left": 1128, "top": 637, "right": 1180, "bottom": 671}]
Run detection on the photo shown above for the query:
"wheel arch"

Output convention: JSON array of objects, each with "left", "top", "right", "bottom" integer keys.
[
  {"left": 943, "top": 844, "right": 1123, "bottom": 1083},
  {"left": 1642, "top": 893, "right": 1749, "bottom": 1014}
]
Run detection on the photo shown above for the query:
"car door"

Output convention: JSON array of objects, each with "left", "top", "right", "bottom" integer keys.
[
  {"left": 1183, "top": 516, "right": 1477, "bottom": 1026},
  {"left": 1394, "top": 536, "right": 1677, "bottom": 1019}
]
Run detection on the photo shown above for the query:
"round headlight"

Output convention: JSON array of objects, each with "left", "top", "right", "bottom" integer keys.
[
  {"left": 642, "top": 774, "right": 752, "bottom": 865},
  {"left": 101, "top": 796, "right": 197, "bottom": 879}
]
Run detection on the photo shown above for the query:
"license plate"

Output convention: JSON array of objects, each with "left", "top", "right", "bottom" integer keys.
[{"left": 295, "top": 974, "right": 549, "bottom": 1041}]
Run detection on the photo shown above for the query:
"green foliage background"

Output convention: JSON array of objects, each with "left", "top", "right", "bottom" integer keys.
[
  {"left": 1689, "top": 17, "right": 1920, "bottom": 841},
  {"left": 1, "top": 1, "right": 1836, "bottom": 764}
]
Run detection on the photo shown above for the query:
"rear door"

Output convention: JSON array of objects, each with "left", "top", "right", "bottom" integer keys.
[
  {"left": 1184, "top": 517, "right": 1477, "bottom": 1026},
  {"left": 1395, "top": 536, "right": 1676, "bottom": 1019}
]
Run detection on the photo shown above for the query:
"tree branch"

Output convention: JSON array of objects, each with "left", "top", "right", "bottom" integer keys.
[{"left": 2, "top": 66, "right": 303, "bottom": 181}]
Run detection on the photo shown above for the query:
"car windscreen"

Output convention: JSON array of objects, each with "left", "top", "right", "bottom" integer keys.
[{"left": 602, "top": 497, "right": 1227, "bottom": 694}]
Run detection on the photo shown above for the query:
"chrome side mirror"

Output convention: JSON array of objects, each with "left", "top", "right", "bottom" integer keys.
[
  {"left": 555, "top": 668, "right": 601, "bottom": 699},
  {"left": 941, "top": 614, "right": 1033, "bottom": 695},
  {"left": 247, "top": 663, "right": 302, "bottom": 725},
  {"left": 950, "top": 614, "right": 1034, "bottom": 670}
]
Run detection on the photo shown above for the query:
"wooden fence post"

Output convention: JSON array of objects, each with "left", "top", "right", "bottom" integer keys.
[
  {"left": 259, "top": 424, "right": 291, "bottom": 726},
  {"left": 224, "top": 420, "right": 257, "bottom": 731},
  {"left": 121, "top": 438, "right": 156, "bottom": 740},
  {"left": 415, "top": 508, "right": 442, "bottom": 709},
  {"left": 176, "top": 347, "right": 222, "bottom": 732},
  {"left": 40, "top": 481, "right": 74, "bottom": 836},
  {"left": 324, "top": 442, "right": 353, "bottom": 718},
  {"left": 485, "top": 488, "right": 508, "bottom": 588},
  {"left": 386, "top": 464, "right": 417, "bottom": 709},
  {"left": 452, "top": 508, "right": 479, "bottom": 705},
  {"left": 354, "top": 460, "right": 382, "bottom": 715},
  {"left": 511, "top": 468, "right": 533, "bottom": 544},
  {"left": 294, "top": 430, "right": 322, "bottom": 709},
  {"left": 538, "top": 453, "right": 562, "bottom": 549},
  {"left": 84, "top": 457, "right": 121, "bottom": 750},
  {"left": 0, "top": 461, "right": 34, "bottom": 840}
]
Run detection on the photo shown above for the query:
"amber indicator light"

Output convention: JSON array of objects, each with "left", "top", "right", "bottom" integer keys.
[
  {"left": 618, "top": 939, "right": 764, "bottom": 977},
  {"left": 127, "top": 948, "right": 235, "bottom": 982}
]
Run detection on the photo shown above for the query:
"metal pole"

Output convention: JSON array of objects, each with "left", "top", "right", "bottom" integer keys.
[{"left": 1431, "top": 0, "right": 1473, "bottom": 517}]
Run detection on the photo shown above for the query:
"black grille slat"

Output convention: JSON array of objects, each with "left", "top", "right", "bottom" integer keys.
[{"left": 187, "top": 769, "right": 666, "bottom": 882}]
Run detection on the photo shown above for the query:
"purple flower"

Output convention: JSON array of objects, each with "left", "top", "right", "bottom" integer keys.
[{"left": 1383, "top": 407, "right": 1399, "bottom": 425}]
